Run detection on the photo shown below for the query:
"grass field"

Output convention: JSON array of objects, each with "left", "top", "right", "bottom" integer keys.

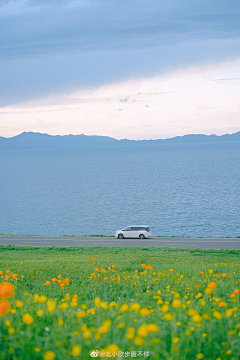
[{"left": 0, "top": 245, "right": 240, "bottom": 360}]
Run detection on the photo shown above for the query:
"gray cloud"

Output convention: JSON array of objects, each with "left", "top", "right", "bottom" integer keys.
[
  {"left": 212, "top": 78, "right": 240, "bottom": 81},
  {"left": 1, "top": 0, "right": 240, "bottom": 60},
  {"left": 0, "top": 0, "right": 240, "bottom": 106}
]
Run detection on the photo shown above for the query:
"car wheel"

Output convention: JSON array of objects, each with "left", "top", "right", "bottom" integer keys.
[
  {"left": 139, "top": 234, "right": 145, "bottom": 239},
  {"left": 118, "top": 234, "right": 124, "bottom": 239}
]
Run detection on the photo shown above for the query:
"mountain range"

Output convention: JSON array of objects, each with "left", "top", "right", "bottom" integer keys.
[{"left": 0, "top": 131, "right": 240, "bottom": 150}]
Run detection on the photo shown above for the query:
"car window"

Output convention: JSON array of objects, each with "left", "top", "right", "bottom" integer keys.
[
  {"left": 131, "top": 227, "right": 138, "bottom": 231},
  {"left": 125, "top": 227, "right": 131, "bottom": 231}
]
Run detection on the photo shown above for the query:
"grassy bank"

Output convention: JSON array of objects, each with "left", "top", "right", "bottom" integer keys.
[{"left": 0, "top": 247, "right": 240, "bottom": 359}]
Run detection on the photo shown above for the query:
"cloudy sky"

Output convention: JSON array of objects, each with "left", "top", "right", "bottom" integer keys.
[{"left": 1, "top": 0, "right": 240, "bottom": 139}]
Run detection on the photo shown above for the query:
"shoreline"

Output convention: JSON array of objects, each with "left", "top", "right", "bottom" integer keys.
[{"left": 0, "top": 234, "right": 239, "bottom": 238}]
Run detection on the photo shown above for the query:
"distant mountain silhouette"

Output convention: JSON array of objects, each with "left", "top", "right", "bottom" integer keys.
[{"left": 0, "top": 131, "right": 240, "bottom": 150}]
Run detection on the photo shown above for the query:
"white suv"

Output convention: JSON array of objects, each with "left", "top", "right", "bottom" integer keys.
[{"left": 115, "top": 225, "right": 152, "bottom": 239}]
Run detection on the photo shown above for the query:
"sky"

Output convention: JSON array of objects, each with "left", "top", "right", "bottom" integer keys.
[{"left": 1, "top": 0, "right": 240, "bottom": 139}]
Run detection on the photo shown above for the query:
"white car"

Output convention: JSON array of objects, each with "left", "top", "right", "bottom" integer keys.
[{"left": 115, "top": 225, "right": 152, "bottom": 239}]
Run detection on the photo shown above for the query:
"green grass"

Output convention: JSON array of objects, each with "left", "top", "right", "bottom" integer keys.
[{"left": 0, "top": 247, "right": 240, "bottom": 360}]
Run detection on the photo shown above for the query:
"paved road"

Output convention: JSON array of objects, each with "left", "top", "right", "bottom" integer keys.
[{"left": 0, "top": 235, "right": 240, "bottom": 249}]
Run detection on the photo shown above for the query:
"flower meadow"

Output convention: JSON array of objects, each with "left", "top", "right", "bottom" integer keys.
[{"left": 0, "top": 245, "right": 240, "bottom": 360}]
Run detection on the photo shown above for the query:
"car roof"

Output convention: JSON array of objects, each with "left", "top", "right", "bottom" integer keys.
[{"left": 126, "top": 225, "right": 150, "bottom": 227}]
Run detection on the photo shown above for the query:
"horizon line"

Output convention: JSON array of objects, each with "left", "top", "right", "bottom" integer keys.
[{"left": 1, "top": 130, "right": 240, "bottom": 141}]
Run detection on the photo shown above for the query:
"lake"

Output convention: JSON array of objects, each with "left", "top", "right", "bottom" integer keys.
[{"left": 0, "top": 142, "right": 239, "bottom": 237}]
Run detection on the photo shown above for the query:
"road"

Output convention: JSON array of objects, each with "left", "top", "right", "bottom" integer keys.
[{"left": 0, "top": 235, "right": 240, "bottom": 249}]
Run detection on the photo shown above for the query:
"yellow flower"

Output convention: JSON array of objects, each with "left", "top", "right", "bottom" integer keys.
[
  {"left": 192, "top": 314, "right": 202, "bottom": 323},
  {"left": 70, "top": 301, "right": 78, "bottom": 308},
  {"left": 172, "top": 299, "right": 182, "bottom": 309},
  {"left": 39, "top": 295, "right": 47, "bottom": 303},
  {"left": 22, "top": 313, "right": 34, "bottom": 325},
  {"left": 196, "top": 353, "right": 204, "bottom": 359},
  {"left": 34, "top": 294, "right": 39, "bottom": 302},
  {"left": 134, "top": 337, "right": 144, "bottom": 346},
  {"left": 105, "top": 344, "right": 120, "bottom": 353},
  {"left": 117, "top": 321, "right": 126, "bottom": 329},
  {"left": 64, "top": 293, "right": 70, "bottom": 301},
  {"left": 164, "top": 313, "right": 173, "bottom": 321},
  {"left": 172, "top": 337, "right": 180, "bottom": 345},
  {"left": 58, "top": 302, "right": 68, "bottom": 310},
  {"left": 94, "top": 297, "right": 101, "bottom": 307},
  {"left": 119, "top": 304, "right": 129, "bottom": 313},
  {"left": 213, "top": 311, "right": 222, "bottom": 320},
  {"left": 34, "top": 348, "right": 41, "bottom": 352},
  {"left": 97, "top": 319, "right": 112, "bottom": 334},
  {"left": 225, "top": 309, "right": 233, "bottom": 318},
  {"left": 202, "top": 313, "right": 210, "bottom": 321},
  {"left": 15, "top": 301, "right": 23, "bottom": 308},
  {"left": 126, "top": 327, "right": 135, "bottom": 340},
  {"left": 76, "top": 310, "right": 86, "bottom": 318},
  {"left": 71, "top": 345, "right": 82, "bottom": 357},
  {"left": 188, "top": 309, "right": 197, "bottom": 317},
  {"left": 130, "top": 303, "right": 141, "bottom": 312},
  {"left": 161, "top": 305, "right": 169, "bottom": 313},
  {"left": 100, "top": 301, "right": 108, "bottom": 310},
  {"left": 8, "top": 327, "right": 15, "bottom": 334},
  {"left": 137, "top": 324, "right": 149, "bottom": 338},
  {"left": 47, "top": 300, "right": 56, "bottom": 313},
  {"left": 140, "top": 307, "right": 150, "bottom": 316},
  {"left": 126, "top": 332, "right": 134, "bottom": 340},
  {"left": 5, "top": 318, "right": 11, "bottom": 327},
  {"left": 227, "top": 330, "right": 236, "bottom": 335},
  {"left": 58, "top": 318, "right": 64, "bottom": 326},
  {"left": 37, "top": 309, "right": 44, "bottom": 317},
  {"left": 43, "top": 350, "right": 56, "bottom": 360},
  {"left": 147, "top": 324, "right": 159, "bottom": 333},
  {"left": 205, "top": 288, "right": 212, "bottom": 295},
  {"left": 176, "top": 321, "right": 182, "bottom": 326},
  {"left": 202, "top": 333, "right": 207, "bottom": 338},
  {"left": 128, "top": 327, "right": 135, "bottom": 333},
  {"left": 83, "top": 329, "right": 91, "bottom": 338},
  {"left": 174, "top": 292, "right": 180, "bottom": 298}
]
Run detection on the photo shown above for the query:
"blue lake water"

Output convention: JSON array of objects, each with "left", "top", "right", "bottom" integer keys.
[{"left": 0, "top": 142, "right": 240, "bottom": 237}]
